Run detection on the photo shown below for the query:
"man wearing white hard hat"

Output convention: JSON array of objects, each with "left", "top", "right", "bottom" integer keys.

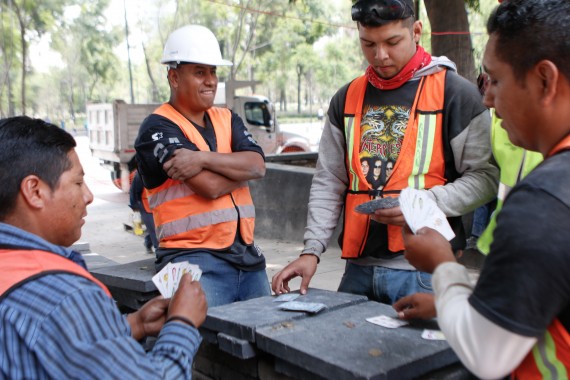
[{"left": 135, "top": 25, "right": 271, "bottom": 307}]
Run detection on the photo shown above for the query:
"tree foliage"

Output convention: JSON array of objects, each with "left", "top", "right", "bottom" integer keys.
[
  {"left": 0, "top": 0, "right": 70, "bottom": 115},
  {"left": 0, "top": 0, "right": 495, "bottom": 123},
  {"left": 50, "top": 0, "right": 121, "bottom": 116}
]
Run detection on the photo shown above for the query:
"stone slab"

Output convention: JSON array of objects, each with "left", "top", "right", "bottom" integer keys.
[
  {"left": 217, "top": 332, "right": 257, "bottom": 359},
  {"left": 256, "top": 301, "right": 459, "bottom": 380},
  {"left": 106, "top": 286, "right": 159, "bottom": 312},
  {"left": 203, "top": 288, "right": 368, "bottom": 342},
  {"left": 83, "top": 252, "right": 118, "bottom": 271},
  {"left": 89, "top": 258, "right": 156, "bottom": 292}
]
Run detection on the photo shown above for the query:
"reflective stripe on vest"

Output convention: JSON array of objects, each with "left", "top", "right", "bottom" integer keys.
[
  {"left": 0, "top": 249, "right": 111, "bottom": 297},
  {"left": 148, "top": 104, "right": 255, "bottom": 249},
  {"left": 514, "top": 319, "right": 570, "bottom": 379},
  {"left": 477, "top": 114, "right": 543, "bottom": 255},
  {"left": 342, "top": 72, "right": 447, "bottom": 258}
]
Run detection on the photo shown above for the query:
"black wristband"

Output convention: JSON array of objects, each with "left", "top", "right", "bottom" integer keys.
[{"left": 166, "top": 315, "right": 197, "bottom": 329}]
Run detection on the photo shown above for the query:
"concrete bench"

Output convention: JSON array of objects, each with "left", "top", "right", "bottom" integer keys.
[
  {"left": 89, "top": 258, "right": 158, "bottom": 311},
  {"left": 196, "top": 288, "right": 471, "bottom": 380}
]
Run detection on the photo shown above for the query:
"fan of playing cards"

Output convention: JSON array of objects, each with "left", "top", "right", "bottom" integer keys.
[
  {"left": 152, "top": 262, "right": 202, "bottom": 298},
  {"left": 399, "top": 187, "right": 455, "bottom": 241}
]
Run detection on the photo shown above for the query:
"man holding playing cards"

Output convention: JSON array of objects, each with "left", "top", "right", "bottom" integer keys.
[
  {"left": 135, "top": 25, "right": 270, "bottom": 307},
  {"left": 0, "top": 116, "right": 207, "bottom": 379},
  {"left": 272, "top": 0, "right": 498, "bottom": 303},
  {"left": 403, "top": 0, "right": 570, "bottom": 377}
]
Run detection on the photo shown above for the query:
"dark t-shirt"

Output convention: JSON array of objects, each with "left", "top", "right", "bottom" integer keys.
[
  {"left": 469, "top": 151, "right": 570, "bottom": 336},
  {"left": 359, "top": 80, "right": 419, "bottom": 258},
  {"left": 134, "top": 108, "right": 266, "bottom": 271}
]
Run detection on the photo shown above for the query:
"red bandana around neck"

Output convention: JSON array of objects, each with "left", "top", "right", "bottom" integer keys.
[{"left": 366, "top": 45, "right": 432, "bottom": 90}]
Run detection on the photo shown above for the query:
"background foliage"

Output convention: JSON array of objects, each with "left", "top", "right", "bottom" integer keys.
[{"left": 0, "top": 0, "right": 497, "bottom": 127}]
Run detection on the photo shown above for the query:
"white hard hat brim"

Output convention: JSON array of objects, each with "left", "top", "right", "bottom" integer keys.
[{"left": 160, "top": 58, "right": 233, "bottom": 67}]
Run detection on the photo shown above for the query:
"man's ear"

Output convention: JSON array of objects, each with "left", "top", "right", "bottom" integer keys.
[
  {"left": 534, "top": 59, "right": 559, "bottom": 106},
  {"left": 20, "top": 175, "right": 49, "bottom": 210},
  {"left": 167, "top": 68, "right": 179, "bottom": 90},
  {"left": 413, "top": 20, "right": 423, "bottom": 44}
]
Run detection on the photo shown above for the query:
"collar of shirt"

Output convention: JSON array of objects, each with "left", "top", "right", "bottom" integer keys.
[{"left": 0, "top": 222, "right": 86, "bottom": 269}]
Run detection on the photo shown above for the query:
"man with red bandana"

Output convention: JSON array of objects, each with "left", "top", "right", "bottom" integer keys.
[{"left": 272, "top": 0, "right": 498, "bottom": 304}]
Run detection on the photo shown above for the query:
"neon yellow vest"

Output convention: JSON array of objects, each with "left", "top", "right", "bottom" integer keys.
[{"left": 477, "top": 113, "right": 543, "bottom": 254}]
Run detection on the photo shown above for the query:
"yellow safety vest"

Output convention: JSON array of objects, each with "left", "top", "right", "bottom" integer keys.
[{"left": 477, "top": 114, "right": 542, "bottom": 255}]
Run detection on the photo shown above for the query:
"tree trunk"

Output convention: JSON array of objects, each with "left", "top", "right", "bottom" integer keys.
[
  {"left": 423, "top": 0, "right": 477, "bottom": 83},
  {"left": 279, "top": 87, "right": 287, "bottom": 112},
  {"left": 142, "top": 43, "right": 159, "bottom": 102},
  {"left": 15, "top": 7, "right": 27, "bottom": 114},
  {"left": 296, "top": 64, "right": 303, "bottom": 114}
]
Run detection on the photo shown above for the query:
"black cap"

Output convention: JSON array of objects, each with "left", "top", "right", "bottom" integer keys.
[{"left": 352, "top": 0, "right": 415, "bottom": 26}]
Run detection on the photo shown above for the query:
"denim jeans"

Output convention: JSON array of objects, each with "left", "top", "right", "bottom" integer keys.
[
  {"left": 337, "top": 261, "right": 433, "bottom": 304},
  {"left": 172, "top": 252, "right": 271, "bottom": 307},
  {"left": 139, "top": 207, "right": 159, "bottom": 249}
]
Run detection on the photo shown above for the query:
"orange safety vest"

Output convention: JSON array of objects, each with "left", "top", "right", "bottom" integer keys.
[
  {"left": 342, "top": 71, "right": 447, "bottom": 257},
  {"left": 148, "top": 103, "right": 255, "bottom": 250},
  {"left": 514, "top": 319, "right": 570, "bottom": 379},
  {"left": 0, "top": 249, "right": 111, "bottom": 297},
  {"left": 513, "top": 134, "right": 570, "bottom": 379}
]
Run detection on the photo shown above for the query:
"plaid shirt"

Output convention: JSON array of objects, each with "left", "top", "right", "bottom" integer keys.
[{"left": 0, "top": 223, "right": 200, "bottom": 379}]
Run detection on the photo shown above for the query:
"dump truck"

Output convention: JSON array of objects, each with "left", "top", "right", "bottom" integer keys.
[{"left": 87, "top": 90, "right": 311, "bottom": 192}]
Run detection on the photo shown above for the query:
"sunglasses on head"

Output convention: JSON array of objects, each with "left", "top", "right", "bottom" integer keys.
[{"left": 352, "top": 0, "right": 414, "bottom": 26}]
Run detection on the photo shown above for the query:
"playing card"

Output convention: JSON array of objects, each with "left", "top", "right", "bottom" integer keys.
[
  {"left": 421, "top": 329, "right": 446, "bottom": 340},
  {"left": 151, "top": 262, "right": 202, "bottom": 298},
  {"left": 151, "top": 270, "right": 168, "bottom": 296},
  {"left": 354, "top": 197, "right": 400, "bottom": 214},
  {"left": 366, "top": 314, "right": 409, "bottom": 328},
  {"left": 278, "top": 301, "right": 327, "bottom": 314},
  {"left": 272, "top": 293, "right": 300, "bottom": 302},
  {"left": 399, "top": 188, "right": 455, "bottom": 240}
]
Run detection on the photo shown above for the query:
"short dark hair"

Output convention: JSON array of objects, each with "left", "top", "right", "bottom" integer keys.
[
  {"left": 352, "top": 0, "right": 415, "bottom": 28},
  {"left": 0, "top": 116, "right": 76, "bottom": 220},
  {"left": 487, "top": 0, "right": 570, "bottom": 82}
]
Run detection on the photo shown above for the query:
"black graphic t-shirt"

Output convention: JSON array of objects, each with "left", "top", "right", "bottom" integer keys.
[
  {"left": 359, "top": 80, "right": 419, "bottom": 191},
  {"left": 359, "top": 79, "right": 420, "bottom": 257}
]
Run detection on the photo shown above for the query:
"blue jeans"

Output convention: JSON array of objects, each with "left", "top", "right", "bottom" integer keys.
[
  {"left": 140, "top": 207, "right": 159, "bottom": 249},
  {"left": 172, "top": 252, "right": 271, "bottom": 307},
  {"left": 337, "top": 261, "right": 433, "bottom": 304}
]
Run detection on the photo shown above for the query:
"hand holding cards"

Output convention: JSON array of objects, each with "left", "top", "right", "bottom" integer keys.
[
  {"left": 399, "top": 188, "right": 455, "bottom": 240},
  {"left": 355, "top": 197, "right": 400, "bottom": 214},
  {"left": 152, "top": 262, "right": 202, "bottom": 298}
]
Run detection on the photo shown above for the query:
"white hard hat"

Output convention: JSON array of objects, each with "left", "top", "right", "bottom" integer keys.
[{"left": 161, "top": 25, "right": 233, "bottom": 67}]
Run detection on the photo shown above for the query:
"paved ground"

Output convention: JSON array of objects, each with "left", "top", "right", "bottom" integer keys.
[{"left": 76, "top": 135, "right": 480, "bottom": 294}]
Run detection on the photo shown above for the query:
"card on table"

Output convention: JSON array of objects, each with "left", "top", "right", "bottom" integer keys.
[
  {"left": 278, "top": 301, "right": 327, "bottom": 314},
  {"left": 421, "top": 329, "right": 446, "bottom": 340},
  {"left": 366, "top": 314, "right": 409, "bottom": 329}
]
